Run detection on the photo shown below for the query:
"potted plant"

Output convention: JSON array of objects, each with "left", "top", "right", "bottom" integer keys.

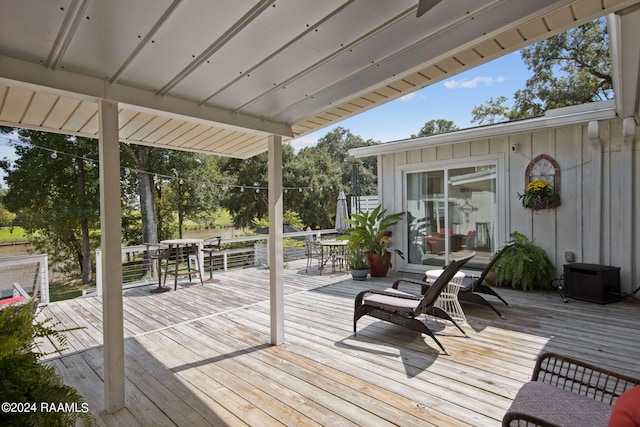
[
  {"left": 343, "top": 205, "right": 404, "bottom": 277},
  {"left": 347, "top": 247, "right": 369, "bottom": 281},
  {"left": 493, "top": 231, "right": 556, "bottom": 290}
]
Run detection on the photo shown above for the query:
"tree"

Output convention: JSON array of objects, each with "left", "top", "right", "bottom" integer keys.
[
  {"left": 315, "top": 127, "right": 378, "bottom": 198},
  {"left": 122, "top": 145, "right": 159, "bottom": 245},
  {"left": 219, "top": 150, "right": 277, "bottom": 228},
  {"left": 0, "top": 189, "right": 15, "bottom": 227},
  {"left": 471, "top": 96, "right": 511, "bottom": 125},
  {"left": 285, "top": 146, "right": 343, "bottom": 229},
  {"left": 411, "top": 119, "right": 458, "bottom": 137},
  {"left": 1, "top": 131, "right": 100, "bottom": 284},
  {"left": 510, "top": 19, "right": 611, "bottom": 119}
]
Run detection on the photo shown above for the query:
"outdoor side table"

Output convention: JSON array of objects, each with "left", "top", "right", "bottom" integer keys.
[
  {"left": 425, "top": 269, "right": 466, "bottom": 322},
  {"left": 160, "top": 239, "right": 204, "bottom": 290}
]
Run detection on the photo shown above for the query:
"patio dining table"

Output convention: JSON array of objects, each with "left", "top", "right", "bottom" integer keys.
[
  {"left": 319, "top": 240, "right": 348, "bottom": 274},
  {"left": 159, "top": 238, "right": 204, "bottom": 290}
]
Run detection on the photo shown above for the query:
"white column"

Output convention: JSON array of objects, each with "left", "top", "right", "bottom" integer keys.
[
  {"left": 99, "top": 99, "right": 125, "bottom": 412},
  {"left": 587, "top": 121, "right": 602, "bottom": 264},
  {"left": 621, "top": 118, "right": 636, "bottom": 295},
  {"left": 268, "top": 135, "right": 284, "bottom": 345}
]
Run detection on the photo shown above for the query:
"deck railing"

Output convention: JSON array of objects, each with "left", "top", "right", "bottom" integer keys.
[
  {"left": 92, "top": 229, "right": 339, "bottom": 296},
  {"left": 0, "top": 254, "right": 50, "bottom": 304}
]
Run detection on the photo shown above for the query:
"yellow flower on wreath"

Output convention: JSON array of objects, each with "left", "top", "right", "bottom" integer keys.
[
  {"left": 519, "top": 179, "right": 560, "bottom": 211},
  {"left": 526, "top": 179, "right": 553, "bottom": 193}
]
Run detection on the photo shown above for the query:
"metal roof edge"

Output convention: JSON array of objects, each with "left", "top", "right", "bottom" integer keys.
[{"left": 348, "top": 100, "right": 617, "bottom": 157}]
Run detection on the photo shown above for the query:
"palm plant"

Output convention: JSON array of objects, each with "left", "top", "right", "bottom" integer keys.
[{"left": 343, "top": 205, "right": 404, "bottom": 259}]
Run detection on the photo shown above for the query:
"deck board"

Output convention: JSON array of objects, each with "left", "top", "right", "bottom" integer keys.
[{"left": 35, "top": 260, "right": 640, "bottom": 426}]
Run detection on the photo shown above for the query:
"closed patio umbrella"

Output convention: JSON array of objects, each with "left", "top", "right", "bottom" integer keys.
[{"left": 335, "top": 191, "right": 349, "bottom": 233}]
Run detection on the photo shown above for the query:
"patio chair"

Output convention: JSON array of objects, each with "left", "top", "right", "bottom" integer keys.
[
  {"left": 201, "top": 236, "right": 222, "bottom": 280},
  {"left": 503, "top": 352, "right": 640, "bottom": 426},
  {"left": 354, "top": 252, "right": 475, "bottom": 355},
  {"left": 304, "top": 238, "right": 323, "bottom": 273},
  {"left": 451, "top": 240, "right": 515, "bottom": 319}
]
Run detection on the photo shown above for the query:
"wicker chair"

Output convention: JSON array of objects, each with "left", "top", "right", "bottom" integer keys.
[
  {"left": 354, "top": 253, "right": 475, "bottom": 355},
  {"left": 502, "top": 352, "right": 640, "bottom": 426}
]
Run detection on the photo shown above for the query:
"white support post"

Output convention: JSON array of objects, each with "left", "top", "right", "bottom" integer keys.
[
  {"left": 268, "top": 135, "right": 284, "bottom": 345},
  {"left": 621, "top": 118, "right": 636, "bottom": 295},
  {"left": 95, "top": 249, "right": 102, "bottom": 297},
  {"left": 98, "top": 99, "right": 125, "bottom": 412},
  {"left": 588, "top": 121, "right": 603, "bottom": 264}
]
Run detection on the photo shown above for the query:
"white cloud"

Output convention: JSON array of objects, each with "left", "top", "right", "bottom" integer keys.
[
  {"left": 288, "top": 135, "right": 318, "bottom": 152},
  {"left": 444, "top": 76, "right": 505, "bottom": 89},
  {"left": 400, "top": 92, "right": 417, "bottom": 101}
]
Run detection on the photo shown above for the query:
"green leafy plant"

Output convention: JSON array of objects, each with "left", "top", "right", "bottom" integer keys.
[
  {"left": 494, "top": 231, "right": 556, "bottom": 290},
  {"left": 342, "top": 205, "right": 405, "bottom": 258},
  {"left": 346, "top": 247, "right": 368, "bottom": 270},
  {"left": 0, "top": 301, "right": 94, "bottom": 426}
]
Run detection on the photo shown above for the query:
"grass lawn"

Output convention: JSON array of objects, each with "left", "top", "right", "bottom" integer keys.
[
  {"left": 0, "top": 226, "right": 27, "bottom": 242},
  {"left": 48, "top": 280, "right": 95, "bottom": 302}
]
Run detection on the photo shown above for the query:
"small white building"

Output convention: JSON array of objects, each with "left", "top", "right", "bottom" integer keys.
[{"left": 349, "top": 100, "right": 639, "bottom": 297}]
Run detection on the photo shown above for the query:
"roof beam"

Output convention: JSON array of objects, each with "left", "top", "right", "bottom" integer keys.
[{"left": 0, "top": 55, "right": 293, "bottom": 138}]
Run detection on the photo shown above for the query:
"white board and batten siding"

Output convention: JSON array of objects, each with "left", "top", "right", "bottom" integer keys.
[{"left": 366, "top": 102, "right": 639, "bottom": 296}]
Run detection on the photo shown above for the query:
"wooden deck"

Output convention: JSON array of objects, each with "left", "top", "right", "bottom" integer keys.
[{"left": 37, "top": 260, "right": 640, "bottom": 426}]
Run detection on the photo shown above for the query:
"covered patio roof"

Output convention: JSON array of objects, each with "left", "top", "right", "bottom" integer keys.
[{"left": 1, "top": 0, "right": 638, "bottom": 158}]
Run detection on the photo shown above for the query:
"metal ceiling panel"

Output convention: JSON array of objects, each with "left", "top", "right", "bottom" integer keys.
[
  {"left": 205, "top": 0, "right": 417, "bottom": 111},
  {"left": 0, "top": 86, "right": 32, "bottom": 123},
  {"left": 41, "top": 97, "right": 82, "bottom": 129},
  {"left": 173, "top": 0, "right": 344, "bottom": 103},
  {"left": 0, "top": 0, "right": 637, "bottom": 159},
  {"left": 117, "top": 0, "right": 257, "bottom": 94},
  {"left": 62, "top": 101, "right": 97, "bottom": 132},
  {"left": 0, "top": 0, "right": 69, "bottom": 63},
  {"left": 60, "top": 0, "right": 176, "bottom": 80},
  {"left": 21, "top": 92, "right": 59, "bottom": 127}
]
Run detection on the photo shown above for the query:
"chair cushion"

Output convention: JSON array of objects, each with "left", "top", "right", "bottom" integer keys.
[
  {"left": 504, "top": 381, "right": 613, "bottom": 427},
  {"left": 0, "top": 296, "right": 26, "bottom": 306},
  {"left": 363, "top": 288, "right": 419, "bottom": 313}
]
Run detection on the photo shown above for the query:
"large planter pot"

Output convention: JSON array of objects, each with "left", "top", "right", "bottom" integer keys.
[
  {"left": 367, "top": 253, "right": 391, "bottom": 277},
  {"left": 350, "top": 268, "right": 368, "bottom": 281}
]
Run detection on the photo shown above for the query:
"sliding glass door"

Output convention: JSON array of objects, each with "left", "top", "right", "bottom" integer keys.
[{"left": 406, "top": 164, "right": 496, "bottom": 268}]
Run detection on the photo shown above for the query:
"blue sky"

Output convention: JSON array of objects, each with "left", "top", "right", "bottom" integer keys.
[
  {"left": 0, "top": 51, "right": 530, "bottom": 167},
  {"left": 290, "top": 51, "right": 530, "bottom": 150}
]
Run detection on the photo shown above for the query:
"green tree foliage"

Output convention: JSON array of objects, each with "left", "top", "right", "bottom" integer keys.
[
  {"left": 1, "top": 131, "right": 100, "bottom": 284},
  {"left": 511, "top": 19, "right": 611, "bottom": 119},
  {"left": 219, "top": 128, "right": 378, "bottom": 229},
  {"left": 471, "top": 96, "right": 510, "bottom": 125},
  {"left": 218, "top": 149, "right": 275, "bottom": 228},
  {"left": 0, "top": 189, "right": 16, "bottom": 227},
  {"left": 411, "top": 119, "right": 458, "bottom": 137},
  {"left": 285, "top": 146, "right": 343, "bottom": 229},
  {"left": 0, "top": 301, "right": 94, "bottom": 426},
  {"left": 315, "top": 127, "right": 378, "bottom": 197}
]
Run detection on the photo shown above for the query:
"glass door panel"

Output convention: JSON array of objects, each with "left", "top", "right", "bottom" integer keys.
[
  {"left": 447, "top": 165, "right": 496, "bottom": 266},
  {"left": 406, "top": 170, "right": 444, "bottom": 266},
  {"left": 406, "top": 165, "right": 496, "bottom": 268}
]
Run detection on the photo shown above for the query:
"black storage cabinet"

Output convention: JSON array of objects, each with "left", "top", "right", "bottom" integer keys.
[{"left": 563, "top": 263, "right": 621, "bottom": 304}]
